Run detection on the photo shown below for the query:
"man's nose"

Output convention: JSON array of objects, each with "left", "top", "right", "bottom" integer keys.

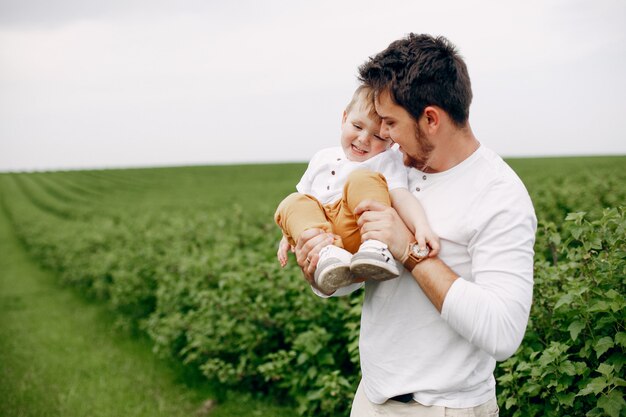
[{"left": 380, "top": 122, "right": 389, "bottom": 138}]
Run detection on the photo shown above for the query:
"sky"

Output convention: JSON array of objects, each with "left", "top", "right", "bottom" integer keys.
[{"left": 1, "top": 0, "right": 625, "bottom": 172}]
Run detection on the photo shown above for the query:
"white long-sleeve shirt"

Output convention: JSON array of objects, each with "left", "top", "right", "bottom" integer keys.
[{"left": 324, "top": 145, "right": 537, "bottom": 408}]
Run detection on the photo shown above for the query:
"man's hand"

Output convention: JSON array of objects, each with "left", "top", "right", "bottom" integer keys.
[
  {"left": 357, "top": 200, "right": 457, "bottom": 312},
  {"left": 355, "top": 200, "right": 414, "bottom": 260},
  {"left": 294, "top": 228, "right": 335, "bottom": 285}
]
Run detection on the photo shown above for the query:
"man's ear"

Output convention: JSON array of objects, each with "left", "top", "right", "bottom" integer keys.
[{"left": 422, "top": 106, "right": 440, "bottom": 134}]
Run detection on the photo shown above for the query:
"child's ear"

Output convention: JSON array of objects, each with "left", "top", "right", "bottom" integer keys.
[{"left": 341, "top": 110, "right": 347, "bottom": 125}]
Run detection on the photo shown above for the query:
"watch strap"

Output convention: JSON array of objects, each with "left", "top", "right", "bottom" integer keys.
[{"left": 403, "top": 252, "right": 422, "bottom": 271}]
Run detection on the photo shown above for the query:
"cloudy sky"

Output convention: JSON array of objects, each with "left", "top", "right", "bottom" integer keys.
[{"left": 1, "top": 0, "right": 625, "bottom": 171}]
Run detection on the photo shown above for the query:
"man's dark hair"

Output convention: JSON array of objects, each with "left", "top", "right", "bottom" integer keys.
[{"left": 358, "top": 33, "right": 472, "bottom": 127}]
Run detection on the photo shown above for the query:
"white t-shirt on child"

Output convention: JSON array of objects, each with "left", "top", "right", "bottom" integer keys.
[{"left": 296, "top": 146, "right": 408, "bottom": 204}]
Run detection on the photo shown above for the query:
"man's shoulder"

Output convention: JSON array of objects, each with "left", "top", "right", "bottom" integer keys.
[
  {"left": 468, "top": 146, "right": 535, "bottom": 219},
  {"left": 471, "top": 146, "right": 528, "bottom": 193}
]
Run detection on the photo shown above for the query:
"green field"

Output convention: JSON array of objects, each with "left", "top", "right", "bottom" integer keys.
[{"left": 0, "top": 156, "right": 624, "bottom": 417}]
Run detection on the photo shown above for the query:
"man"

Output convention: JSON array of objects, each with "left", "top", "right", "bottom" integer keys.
[{"left": 296, "top": 34, "right": 536, "bottom": 416}]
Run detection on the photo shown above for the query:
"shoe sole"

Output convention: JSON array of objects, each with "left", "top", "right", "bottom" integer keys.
[
  {"left": 350, "top": 256, "right": 399, "bottom": 281},
  {"left": 316, "top": 259, "right": 353, "bottom": 294}
]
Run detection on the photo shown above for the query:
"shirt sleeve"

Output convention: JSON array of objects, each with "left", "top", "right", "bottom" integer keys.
[
  {"left": 296, "top": 152, "right": 319, "bottom": 194},
  {"left": 378, "top": 150, "right": 408, "bottom": 191},
  {"left": 440, "top": 179, "right": 537, "bottom": 361}
]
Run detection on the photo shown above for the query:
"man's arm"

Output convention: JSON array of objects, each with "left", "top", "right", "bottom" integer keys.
[
  {"left": 438, "top": 182, "right": 536, "bottom": 360},
  {"left": 356, "top": 200, "right": 455, "bottom": 311},
  {"left": 356, "top": 188, "right": 536, "bottom": 361}
]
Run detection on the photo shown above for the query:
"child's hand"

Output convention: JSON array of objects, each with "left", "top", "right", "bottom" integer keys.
[
  {"left": 277, "top": 236, "right": 293, "bottom": 267},
  {"left": 415, "top": 226, "right": 440, "bottom": 258}
]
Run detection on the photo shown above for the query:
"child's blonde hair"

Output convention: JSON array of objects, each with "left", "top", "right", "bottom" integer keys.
[{"left": 345, "top": 85, "right": 382, "bottom": 125}]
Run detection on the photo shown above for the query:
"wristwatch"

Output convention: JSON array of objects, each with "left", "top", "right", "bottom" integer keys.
[{"left": 402, "top": 242, "right": 430, "bottom": 271}]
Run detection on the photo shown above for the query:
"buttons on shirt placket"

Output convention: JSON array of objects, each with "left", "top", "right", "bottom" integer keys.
[
  {"left": 328, "top": 158, "right": 341, "bottom": 190},
  {"left": 415, "top": 174, "right": 427, "bottom": 193}
]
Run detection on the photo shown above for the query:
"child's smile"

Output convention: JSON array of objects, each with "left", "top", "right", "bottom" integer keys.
[
  {"left": 351, "top": 142, "right": 369, "bottom": 157},
  {"left": 341, "top": 103, "right": 391, "bottom": 162}
]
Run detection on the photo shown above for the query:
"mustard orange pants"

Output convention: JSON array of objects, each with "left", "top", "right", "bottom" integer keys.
[{"left": 274, "top": 169, "right": 391, "bottom": 254}]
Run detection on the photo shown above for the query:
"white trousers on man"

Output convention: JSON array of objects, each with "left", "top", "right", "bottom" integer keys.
[{"left": 350, "top": 382, "right": 499, "bottom": 417}]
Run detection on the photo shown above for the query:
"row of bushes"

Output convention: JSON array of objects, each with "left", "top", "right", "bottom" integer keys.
[
  {"left": 1, "top": 173, "right": 361, "bottom": 415},
  {"left": 1, "top": 161, "right": 624, "bottom": 416}
]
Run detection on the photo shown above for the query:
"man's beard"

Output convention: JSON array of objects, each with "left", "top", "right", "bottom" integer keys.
[{"left": 403, "top": 124, "right": 434, "bottom": 171}]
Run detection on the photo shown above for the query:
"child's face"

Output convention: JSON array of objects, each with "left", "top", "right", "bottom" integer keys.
[{"left": 341, "top": 103, "right": 392, "bottom": 162}]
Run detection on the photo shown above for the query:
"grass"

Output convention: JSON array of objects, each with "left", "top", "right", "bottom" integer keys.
[{"left": 0, "top": 207, "right": 296, "bottom": 417}]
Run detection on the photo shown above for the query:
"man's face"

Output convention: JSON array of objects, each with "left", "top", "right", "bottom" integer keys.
[{"left": 375, "top": 90, "right": 434, "bottom": 170}]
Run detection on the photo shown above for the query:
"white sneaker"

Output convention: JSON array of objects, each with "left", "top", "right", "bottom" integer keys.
[
  {"left": 314, "top": 245, "right": 354, "bottom": 294},
  {"left": 350, "top": 240, "right": 400, "bottom": 281}
]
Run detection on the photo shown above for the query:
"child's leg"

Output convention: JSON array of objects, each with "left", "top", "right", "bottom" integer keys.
[
  {"left": 275, "top": 193, "right": 353, "bottom": 294},
  {"left": 274, "top": 193, "right": 344, "bottom": 248},
  {"left": 332, "top": 170, "right": 400, "bottom": 281},
  {"left": 333, "top": 170, "right": 391, "bottom": 253}
]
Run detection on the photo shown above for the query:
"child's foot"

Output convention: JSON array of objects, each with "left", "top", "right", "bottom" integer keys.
[
  {"left": 350, "top": 240, "right": 400, "bottom": 281},
  {"left": 315, "top": 245, "right": 354, "bottom": 294}
]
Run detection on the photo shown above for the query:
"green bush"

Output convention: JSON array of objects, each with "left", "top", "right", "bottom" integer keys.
[
  {"left": 497, "top": 208, "right": 625, "bottom": 417},
  {"left": 1, "top": 158, "right": 625, "bottom": 417}
]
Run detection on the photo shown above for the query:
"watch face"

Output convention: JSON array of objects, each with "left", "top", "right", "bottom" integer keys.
[{"left": 412, "top": 244, "right": 430, "bottom": 258}]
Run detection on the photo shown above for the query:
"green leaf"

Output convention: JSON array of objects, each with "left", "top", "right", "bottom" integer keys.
[
  {"left": 559, "top": 360, "right": 577, "bottom": 376},
  {"left": 574, "top": 361, "right": 588, "bottom": 376},
  {"left": 615, "top": 332, "right": 626, "bottom": 348},
  {"left": 499, "top": 373, "right": 514, "bottom": 383},
  {"left": 517, "top": 361, "right": 532, "bottom": 372},
  {"left": 578, "top": 377, "right": 609, "bottom": 396},
  {"left": 595, "top": 336, "right": 615, "bottom": 359},
  {"left": 556, "top": 392, "right": 576, "bottom": 407},
  {"left": 589, "top": 300, "right": 610, "bottom": 313},
  {"left": 589, "top": 236, "right": 603, "bottom": 250},
  {"left": 609, "top": 298, "right": 625, "bottom": 313},
  {"left": 555, "top": 293, "right": 574, "bottom": 309},
  {"left": 568, "top": 320, "right": 585, "bottom": 341},
  {"left": 549, "top": 232, "right": 561, "bottom": 245},
  {"left": 605, "top": 289, "right": 620, "bottom": 300},
  {"left": 297, "top": 352, "right": 308, "bottom": 365},
  {"left": 538, "top": 342, "right": 569, "bottom": 367},
  {"left": 586, "top": 407, "right": 605, "bottom": 417},
  {"left": 597, "top": 363, "right": 614, "bottom": 376},
  {"left": 520, "top": 382, "right": 542, "bottom": 396},
  {"left": 594, "top": 316, "right": 616, "bottom": 331},
  {"left": 597, "top": 390, "right": 625, "bottom": 417},
  {"left": 565, "top": 212, "right": 586, "bottom": 223},
  {"left": 505, "top": 397, "right": 517, "bottom": 410}
]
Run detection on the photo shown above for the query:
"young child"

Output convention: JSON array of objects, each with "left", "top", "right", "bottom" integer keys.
[{"left": 274, "top": 85, "right": 439, "bottom": 294}]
